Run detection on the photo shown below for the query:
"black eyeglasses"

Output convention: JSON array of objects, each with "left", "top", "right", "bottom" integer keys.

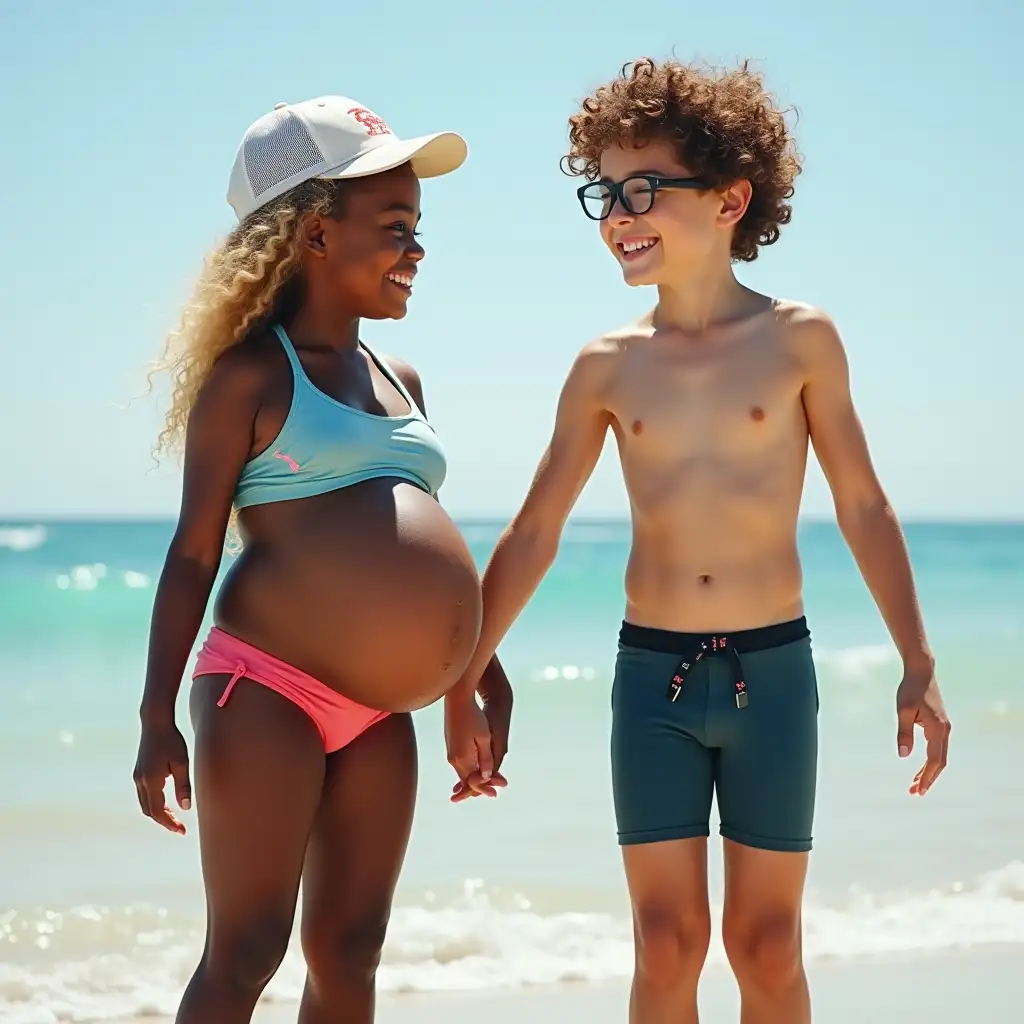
[{"left": 576, "top": 174, "right": 708, "bottom": 221}]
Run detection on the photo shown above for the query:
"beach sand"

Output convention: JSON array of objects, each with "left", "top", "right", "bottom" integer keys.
[{"left": 132, "top": 948, "right": 1021, "bottom": 1023}]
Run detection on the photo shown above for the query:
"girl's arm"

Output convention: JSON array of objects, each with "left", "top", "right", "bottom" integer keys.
[{"left": 133, "top": 349, "right": 265, "bottom": 832}]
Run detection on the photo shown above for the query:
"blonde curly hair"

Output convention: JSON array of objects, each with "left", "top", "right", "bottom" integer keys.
[{"left": 150, "top": 178, "right": 348, "bottom": 457}]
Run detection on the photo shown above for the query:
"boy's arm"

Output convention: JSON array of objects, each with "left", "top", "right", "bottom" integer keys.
[
  {"left": 444, "top": 342, "right": 613, "bottom": 796},
  {"left": 450, "top": 342, "right": 615, "bottom": 703},
  {"left": 796, "top": 309, "right": 950, "bottom": 795}
]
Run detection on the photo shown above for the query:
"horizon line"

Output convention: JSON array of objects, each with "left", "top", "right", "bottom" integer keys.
[{"left": 1, "top": 514, "right": 1022, "bottom": 527}]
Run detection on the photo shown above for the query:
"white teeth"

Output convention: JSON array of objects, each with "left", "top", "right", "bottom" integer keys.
[
  {"left": 386, "top": 273, "right": 413, "bottom": 287},
  {"left": 621, "top": 239, "right": 658, "bottom": 253}
]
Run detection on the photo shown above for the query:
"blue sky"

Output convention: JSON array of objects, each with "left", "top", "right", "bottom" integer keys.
[{"left": 1, "top": 0, "right": 1020, "bottom": 520}]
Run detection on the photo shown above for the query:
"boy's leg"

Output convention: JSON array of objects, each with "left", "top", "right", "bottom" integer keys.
[
  {"left": 622, "top": 839, "right": 712, "bottom": 1024},
  {"left": 722, "top": 843, "right": 809, "bottom": 1024},
  {"left": 714, "top": 637, "right": 819, "bottom": 1024},
  {"left": 612, "top": 642, "right": 716, "bottom": 1023}
]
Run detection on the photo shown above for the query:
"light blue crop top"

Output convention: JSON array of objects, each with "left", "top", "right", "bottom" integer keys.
[{"left": 234, "top": 324, "right": 447, "bottom": 509}]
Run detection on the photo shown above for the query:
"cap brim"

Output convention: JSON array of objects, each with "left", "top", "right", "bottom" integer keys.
[{"left": 322, "top": 131, "right": 467, "bottom": 182}]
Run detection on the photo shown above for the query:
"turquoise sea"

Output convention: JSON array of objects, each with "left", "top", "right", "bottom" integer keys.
[{"left": 1, "top": 518, "right": 1022, "bottom": 1022}]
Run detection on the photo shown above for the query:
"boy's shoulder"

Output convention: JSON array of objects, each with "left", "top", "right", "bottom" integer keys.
[
  {"left": 578, "top": 322, "right": 640, "bottom": 354},
  {"left": 772, "top": 297, "right": 836, "bottom": 330},
  {"left": 573, "top": 316, "right": 655, "bottom": 362},
  {"left": 771, "top": 298, "right": 847, "bottom": 374},
  {"left": 581, "top": 299, "right": 841, "bottom": 339},
  {"left": 554, "top": 322, "right": 648, "bottom": 413},
  {"left": 563, "top": 319, "right": 652, "bottom": 396},
  {"left": 770, "top": 297, "right": 841, "bottom": 338}
]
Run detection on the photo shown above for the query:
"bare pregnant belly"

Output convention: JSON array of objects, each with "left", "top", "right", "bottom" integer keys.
[{"left": 214, "top": 480, "right": 482, "bottom": 713}]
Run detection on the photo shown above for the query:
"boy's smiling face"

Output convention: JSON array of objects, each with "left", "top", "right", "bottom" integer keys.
[{"left": 597, "top": 139, "right": 749, "bottom": 287}]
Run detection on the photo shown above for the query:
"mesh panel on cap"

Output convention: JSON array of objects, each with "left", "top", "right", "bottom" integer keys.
[{"left": 244, "top": 110, "right": 326, "bottom": 199}]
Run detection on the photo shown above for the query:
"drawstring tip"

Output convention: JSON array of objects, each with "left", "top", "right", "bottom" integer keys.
[{"left": 216, "top": 662, "right": 248, "bottom": 707}]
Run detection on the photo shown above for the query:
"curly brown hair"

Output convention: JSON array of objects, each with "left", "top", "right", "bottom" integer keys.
[{"left": 564, "top": 58, "right": 802, "bottom": 262}]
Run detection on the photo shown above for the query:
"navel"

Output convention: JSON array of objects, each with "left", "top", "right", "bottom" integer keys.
[
  {"left": 698, "top": 574, "right": 713, "bottom": 587},
  {"left": 750, "top": 406, "right": 765, "bottom": 422},
  {"left": 631, "top": 419, "right": 644, "bottom": 435}
]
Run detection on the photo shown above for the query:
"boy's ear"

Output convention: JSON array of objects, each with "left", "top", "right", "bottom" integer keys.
[{"left": 718, "top": 180, "right": 753, "bottom": 228}]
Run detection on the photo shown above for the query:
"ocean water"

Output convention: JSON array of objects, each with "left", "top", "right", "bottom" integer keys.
[{"left": 0, "top": 518, "right": 1022, "bottom": 1022}]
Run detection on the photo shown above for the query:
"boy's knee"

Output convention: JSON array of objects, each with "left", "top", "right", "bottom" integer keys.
[
  {"left": 302, "top": 913, "right": 389, "bottom": 990},
  {"left": 723, "top": 912, "right": 803, "bottom": 991},
  {"left": 633, "top": 905, "right": 712, "bottom": 989},
  {"left": 204, "top": 917, "right": 292, "bottom": 995}
]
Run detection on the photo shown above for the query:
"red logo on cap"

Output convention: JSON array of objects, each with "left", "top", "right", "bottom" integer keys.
[{"left": 348, "top": 107, "right": 392, "bottom": 137}]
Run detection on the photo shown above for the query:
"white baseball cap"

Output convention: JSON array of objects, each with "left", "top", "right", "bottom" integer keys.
[{"left": 226, "top": 96, "right": 468, "bottom": 222}]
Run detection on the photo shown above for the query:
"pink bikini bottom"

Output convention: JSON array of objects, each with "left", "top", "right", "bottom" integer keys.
[{"left": 192, "top": 627, "right": 389, "bottom": 753}]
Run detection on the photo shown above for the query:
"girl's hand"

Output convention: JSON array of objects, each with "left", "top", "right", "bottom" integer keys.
[
  {"left": 133, "top": 720, "right": 192, "bottom": 834},
  {"left": 444, "top": 694, "right": 506, "bottom": 802}
]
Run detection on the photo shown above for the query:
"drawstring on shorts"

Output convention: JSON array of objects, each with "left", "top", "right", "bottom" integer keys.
[{"left": 666, "top": 635, "right": 748, "bottom": 709}]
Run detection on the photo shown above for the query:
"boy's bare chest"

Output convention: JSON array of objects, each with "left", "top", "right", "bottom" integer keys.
[{"left": 608, "top": 343, "right": 806, "bottom": 458}]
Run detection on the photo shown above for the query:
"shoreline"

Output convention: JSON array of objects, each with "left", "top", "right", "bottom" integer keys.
[{"left": 123, "top": 947, "right": 1022, "bottom": 1023}]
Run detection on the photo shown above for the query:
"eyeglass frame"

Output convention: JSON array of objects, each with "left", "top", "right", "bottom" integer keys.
[{"left": 576, "top": 174, "right": 710, "bottom": 221}]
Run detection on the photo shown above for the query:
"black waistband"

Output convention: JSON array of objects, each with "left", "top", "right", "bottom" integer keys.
[{"left": 619, "top": 616, "right": 809, "bottom": 656}]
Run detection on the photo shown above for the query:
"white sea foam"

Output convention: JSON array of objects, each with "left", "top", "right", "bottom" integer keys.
[
  {"left": 2, "top": 864, "right": 1023, "bottom": 1021},
  {"left": 815, "top": 645, "right": 897, "bottom": 680},
  {"left": 527, "top": 645, "right": 900, "bottom": 687},
  {"left": 54, "top": 564, "right": 108, "bottom": 592},
  {"left": 53, "top": 565, "right": 152, "bottom": 591},
  {"left": 0, "top": 525, "right": 47, "bottom": 552},
  {"left": 533, "top": 665, "right": 598, "bottom": 682}
]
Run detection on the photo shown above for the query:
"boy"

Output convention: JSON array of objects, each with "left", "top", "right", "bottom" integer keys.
[{"left": 444, "top": 58, "right": 950, "bottom": 1023}]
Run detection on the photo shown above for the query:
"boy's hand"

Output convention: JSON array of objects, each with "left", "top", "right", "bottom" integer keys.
[
  {"left": 480, "top": 677, "right": 512, "bottom": 777},
  {"left": 895, "top": 663, "right": 950, "bottom": 796},
  {"left": 450, "top": 679, "right": 513, "bottom": 802},
  {"left": 445, "top": 694, "right": 507, "bottom": 802}
]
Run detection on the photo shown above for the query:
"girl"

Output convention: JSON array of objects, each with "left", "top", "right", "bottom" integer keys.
[{"left": 133, "top": 96, "right": 511, "bottom": 1024}]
